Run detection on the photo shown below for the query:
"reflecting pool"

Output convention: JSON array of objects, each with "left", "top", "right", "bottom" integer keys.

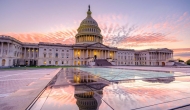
[
  {"left": 79, "top": 67, "right": 188, "bottom": 81},
  {"left": 30, "top": 67, "right": 190, "bottom": 110}
]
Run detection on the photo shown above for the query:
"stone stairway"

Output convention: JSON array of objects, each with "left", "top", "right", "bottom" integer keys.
[
  {"left": 94, "top": 59, "right": 112, "bottom": 66},
  {"left": 174, "top": 62, "right": 186, "bottom": 66}
]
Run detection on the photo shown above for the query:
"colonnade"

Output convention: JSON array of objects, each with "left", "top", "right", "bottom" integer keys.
[
  {"left": 74, "top": 49, "right": 116, "bottom": 59},
  {"left": 149, "top": 52, "right": 173, "bottom": 60},
  {"left": 76, "top": 35, "right": 102, "bottom": 43},
  {"left": 23, "top": 47, "right": 38, "bottom": 59},
  {"left": 0, "top": 42, "right": 10, "bottom": 57}
]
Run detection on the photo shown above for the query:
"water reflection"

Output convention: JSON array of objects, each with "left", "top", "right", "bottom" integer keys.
[
  {"left": 143, "top": 77, "right": 175, "bottom": 83},
  {"left": 74, "top": 84, "right": 106, "bottom": 110},
  {"left": 72, "top": 68, "right": 108, "bottom": 110},
  {"left": 31, "top": 68, "right": 188, "bottom": 110}
]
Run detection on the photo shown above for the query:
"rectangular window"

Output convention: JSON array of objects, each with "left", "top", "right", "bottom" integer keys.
[
  {"left": 55, "top": 53, "right": 58, "bottom": 58},
  {"left": 49, "top": 61, "right": 51, "bottom": 64},
  {"left": 44, "top": 54, "right": 46, "bottom": 58},
  {"left": 66, "top": 53, "right": 69, "bottom": 58},
  {"left": 55, "top": 61, "right": 58, "bottom": 65},
  {"left": 49, "top": 53, "right": 52, "bottom": 58}
]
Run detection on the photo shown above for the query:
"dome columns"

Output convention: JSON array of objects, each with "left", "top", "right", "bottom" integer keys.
[{"left": 76, "top": 35, "right": 102, "bottom": 43}]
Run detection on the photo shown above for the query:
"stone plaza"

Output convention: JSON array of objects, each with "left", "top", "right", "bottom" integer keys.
[{"left": 0, "top": 66, "right": 190, "bottom": 110}]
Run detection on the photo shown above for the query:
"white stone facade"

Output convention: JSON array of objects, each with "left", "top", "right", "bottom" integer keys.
[
  {"left": 135, "top": 49, "right": 173, "bottom": 66},
  {"left": 0, "top": 7, "right": 173, "bottom": 67},
  {"left": 0, "top": 36, "right": 173, "bottom": 67}
]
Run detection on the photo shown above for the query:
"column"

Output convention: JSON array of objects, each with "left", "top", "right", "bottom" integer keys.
[
  {"left": 80, "top": 49, "right": 81, "bottom": 58},
  {"left": 83, "top": 49, "right": 84, "bottom": 58},
  {"left": 25, "top": 47, "right": 26, "bottom": 58},
  {"left": 1, "top": 42, "right": 3, "bottom": 56},
  {"left": 105, "top": 50, "right": 107, "bottom": 59},
  {"left": 108, "top": 50, "right": 110, "bottom": 58},
  {"left": 28, "top": 48, "right": 30, "bottom": 58},
  {"left": 99, "top": 50, "right": 100, "bottom": 59},
  {"left": 104, "top": 50, "right": 106, "bottom": 59},
  {"left": 166, "top": 53, "right": 167, "bottom": 59},
  {"left": 103, "top": 51, "right": 104, "bottom": 59},
  {"left": 102, "top": 50, "right": 103, "bottom": 59},
  {"left": 164, "top": 53, "right": 166, "bottom": 60},
  {"left": 72, "top": 49, "right": 74, "bottom": 65},
  {"left": 7, "top": 43, "right": 9, "bottom": 56},
  {"left": 89, "top": 49, "right": 91, "bottom": 57},
  {"left": 91, "top": 49, "right": 93, "bottom": 57},
  {"left": 115, "top": 51, "right": 116, "bottom": 60},
  {"left": 113, "top": 51, "right": 115, "bottom": 59},
  {"left": 33, "top": 48, "right": 35, "bottom": 59},
  {"left": 86, "top": 49, "right": 88, "bottom": 58},
  {"left": 172, "top": 53, "right": 173, "bottom": 58},
  {"left": 81, "top": 50, "right": 83, "bottom": 58}
]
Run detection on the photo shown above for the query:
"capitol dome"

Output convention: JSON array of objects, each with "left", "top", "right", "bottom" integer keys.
[{"left": 75, "top": 5, "right": 103, "bottom": 44}]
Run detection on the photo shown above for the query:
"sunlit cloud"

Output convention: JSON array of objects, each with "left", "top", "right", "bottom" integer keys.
[
  {"left": 1, "top": 12, "right": 190, "bottom": 48},
  {"left": 172, "top": 48, "right": 190, "bottom": 61}
]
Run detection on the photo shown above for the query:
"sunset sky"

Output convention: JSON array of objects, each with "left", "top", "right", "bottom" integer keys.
[{"left": 0, "top": 0, "right": 190, "bottom": 61}]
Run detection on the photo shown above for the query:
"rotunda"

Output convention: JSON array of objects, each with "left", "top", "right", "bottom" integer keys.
[{"left": 75, "top": 5, "right": 103, "bottom": 44}]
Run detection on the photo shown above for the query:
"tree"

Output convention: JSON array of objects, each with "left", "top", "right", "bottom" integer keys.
[
  {"left": 186, "top": 59, "right": 190, "bottom": 65},
  {"left": 179, "top": 59, "right": 184, "bottom": 62}
]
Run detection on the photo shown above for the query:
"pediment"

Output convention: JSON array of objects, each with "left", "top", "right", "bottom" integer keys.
[
  {"left": 160, "top": 48, "right": 172, "bottom": 52},
  {"left": 88, "top": 43, "right": 109, "bottom": 48}
]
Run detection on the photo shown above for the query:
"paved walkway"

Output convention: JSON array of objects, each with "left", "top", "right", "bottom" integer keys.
[{"left": 0, "top": 68, "right": 61, "bottom": 110}]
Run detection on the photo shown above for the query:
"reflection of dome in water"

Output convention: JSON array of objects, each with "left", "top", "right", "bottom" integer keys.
[
  {"left": 74, "top": 92, "right": 99, "bottom": 110},
  {"left": 74, "top": 84, "right": 107, "bottom": 110},
  {"left": 75, "top": 5, "right": 103, "bottom": 44}
]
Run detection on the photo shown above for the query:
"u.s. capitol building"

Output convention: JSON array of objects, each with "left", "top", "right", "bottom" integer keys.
[{"left": 0, "top": 6, "right": 173, "bottom": 67}]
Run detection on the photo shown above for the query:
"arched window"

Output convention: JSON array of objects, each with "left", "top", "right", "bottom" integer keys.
[
  {"left": 44, "top": 61, "right": 46, "bottom": 65},
  {"left": 2, "top": 59, "right": 5, "bottom": 66}
]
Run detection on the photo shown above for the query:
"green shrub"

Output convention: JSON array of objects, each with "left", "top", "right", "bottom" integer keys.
[
  {"left": 186, "top": 59, "right": 190, "bottom": 65},
  {"left": 179, "top": 59, "right": 184, "bottom": 62}
]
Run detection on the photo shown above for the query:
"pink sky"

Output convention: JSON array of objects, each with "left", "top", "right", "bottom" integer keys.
[{"left": 0, "top": 0, "right": 190, "bottom": 61}]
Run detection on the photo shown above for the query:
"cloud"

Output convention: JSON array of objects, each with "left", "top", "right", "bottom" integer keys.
[
  {"left": 172, "top": 48, "right": 190, "bottom": 61},
  {"left": 173, "top": 48, "right": 190, "bottom": 53},
  {"left": 174, "top": 52, "right": 190, "bottom": 57},
  {"left": 1, "top": 12, "right": 190, "bottom": 48}
]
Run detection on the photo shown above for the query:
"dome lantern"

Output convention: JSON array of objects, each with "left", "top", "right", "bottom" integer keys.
[{"left": 87, "top": 5, "right": 92, "bottom": 17}]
